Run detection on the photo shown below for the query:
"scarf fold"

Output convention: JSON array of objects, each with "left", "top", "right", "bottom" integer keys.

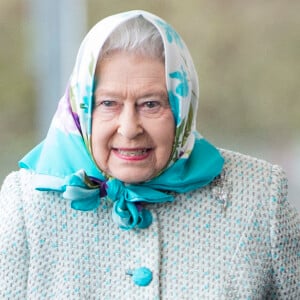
[{"left": 19, "top": 10, "right": 224, "bottom": 230}]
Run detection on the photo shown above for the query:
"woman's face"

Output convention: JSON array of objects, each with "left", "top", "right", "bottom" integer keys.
[{"left": 92, "top": 51, "right": 175, "bottom": 183}]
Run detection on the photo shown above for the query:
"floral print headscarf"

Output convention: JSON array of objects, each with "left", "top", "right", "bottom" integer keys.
[{"left": 20, "top": 10, "right": 224, "bottom": 230}]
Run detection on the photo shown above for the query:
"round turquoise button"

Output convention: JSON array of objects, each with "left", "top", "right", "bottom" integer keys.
[{"left": 131, "top": 267, "right": 153, "bottom": 287}]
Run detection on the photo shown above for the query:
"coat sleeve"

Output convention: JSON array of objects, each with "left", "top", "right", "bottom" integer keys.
[
  {"left": 268, "top": 165, "right": 300, "bottom": 299},
  {"left": 0, "top": 171, "right": 29, "bottom": 299}
]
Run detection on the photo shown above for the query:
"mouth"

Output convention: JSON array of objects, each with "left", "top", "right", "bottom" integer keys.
[{"left": 113, "top": 148, "right": 152, "bottom": 160}]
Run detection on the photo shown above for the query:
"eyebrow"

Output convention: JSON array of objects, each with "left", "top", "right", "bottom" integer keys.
[{"left": 94, "top": 88, "right": 168, "bottom": 100}]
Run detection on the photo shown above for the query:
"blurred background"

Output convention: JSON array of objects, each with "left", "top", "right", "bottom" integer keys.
[{"left": 0, "top": 0, "right": 299, "bottom": 210}]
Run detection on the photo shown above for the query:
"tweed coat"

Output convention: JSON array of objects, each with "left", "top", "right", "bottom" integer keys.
[{"left": 0, "top": 149, "right": 299, "bottom": 299}]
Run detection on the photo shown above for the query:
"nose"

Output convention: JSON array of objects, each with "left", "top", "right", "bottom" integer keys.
[{"left": 117, "top": 104, "right": 143, "bottom": 139}]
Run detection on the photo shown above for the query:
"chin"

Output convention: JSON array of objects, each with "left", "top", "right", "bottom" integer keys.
[
  {"left": 118, "top": 176, "right": 149, "bottom": 184},
  {"left": 113, "top": 171, "right": 154, "bottom": 184}
]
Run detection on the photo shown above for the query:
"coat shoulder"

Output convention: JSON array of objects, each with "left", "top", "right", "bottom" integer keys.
[
  {"left": 219, "top": 148, "right": 286, "bottom": 183},
  {"left": 203, "top": 148, "right": 289, "bottom": 213}
]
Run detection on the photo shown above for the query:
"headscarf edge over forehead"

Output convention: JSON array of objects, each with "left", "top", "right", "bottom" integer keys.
[{"left": 19, "top": 10, "right": 224, "bottom": 230}]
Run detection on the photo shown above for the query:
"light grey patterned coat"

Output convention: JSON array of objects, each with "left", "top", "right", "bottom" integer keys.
[{"left": 1, "top": 149, "right": 299, "bottom": 299}]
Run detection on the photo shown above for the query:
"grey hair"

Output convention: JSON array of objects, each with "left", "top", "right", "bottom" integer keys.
[{"left": 99, "top": 16, "right": 165, "bottom": 62}]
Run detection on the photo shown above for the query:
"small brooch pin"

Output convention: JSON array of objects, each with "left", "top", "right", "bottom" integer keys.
[{"left": 211, "top": 171, "right": 232, "bottom": 215}]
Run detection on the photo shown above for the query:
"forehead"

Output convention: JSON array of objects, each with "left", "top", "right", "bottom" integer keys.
[{"left": 95, "top": 51, "right": 166, "bottom": 91}]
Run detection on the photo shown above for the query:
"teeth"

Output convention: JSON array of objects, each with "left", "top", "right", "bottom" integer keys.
[{"left": 118, "top": 149, "right": 148, "bottom": 156}]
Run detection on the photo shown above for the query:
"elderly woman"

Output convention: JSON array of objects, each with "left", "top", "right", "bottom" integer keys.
[{"left": 0, "top": 10, "right": 299, "bottom": 299}]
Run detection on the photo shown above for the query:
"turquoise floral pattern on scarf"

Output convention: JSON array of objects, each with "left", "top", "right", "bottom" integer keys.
[
  {"left": 169, "top": 66, "right": 189, "bottom": 97},
  {"left": 168, "top": 90, "right": 180, "bottom": 125},
  {"left": 81, "top": 84, "right": 93, "bottom": 136},
  {"left": 168, "top": 64, "right": 193, "bottom": 160},
  {"left": 155, "top": 19, "right": 183, "bottom": 48},
  {"left": 169, "top": 102, "right": 194, "bottom": 163},
  {"left": 80, "top": 86, "right": 91, "bottom": 113}
]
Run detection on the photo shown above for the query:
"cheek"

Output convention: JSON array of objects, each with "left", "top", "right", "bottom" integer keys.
[
  {"left": 164, "top": 117, "right": 176, "bottom": 159},
  {"left": 151, "top": 115, "right": 175, "bottom": 157},
  {"left": 91, "top": 119, "right": 112, "bottom": 164}
]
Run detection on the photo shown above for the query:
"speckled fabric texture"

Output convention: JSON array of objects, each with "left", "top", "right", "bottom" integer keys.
[{"left": 1, "top": 149, "right": 299, "bottom": 299}]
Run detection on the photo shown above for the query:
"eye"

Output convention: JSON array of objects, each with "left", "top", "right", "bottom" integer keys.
[
  {"left": 137, "top": 100, "right": 165, "bottom": 117},
  {"left": 93, "top": 99, "right": 122, "bottom": 120},
  {"left": 136, "top": 96, "right": 170, "bottom": 118},
  {"left": 100, "top": 100, "right": 118, "bottom": 107},
  {"left": 142, "top": 101, "right": 161, "bottom": 109},
  {"left": 94, "top": 99, "right": 119, "bottom": 110}
]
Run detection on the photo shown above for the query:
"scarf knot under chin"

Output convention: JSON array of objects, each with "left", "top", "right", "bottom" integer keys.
[{"left": 62, "top": 173, "right": 173, "bottom": 230}]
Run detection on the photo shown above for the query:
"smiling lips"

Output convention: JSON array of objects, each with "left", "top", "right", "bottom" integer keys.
[{"left": 113, "top": 148, "right": 152, "bottom": 160}]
